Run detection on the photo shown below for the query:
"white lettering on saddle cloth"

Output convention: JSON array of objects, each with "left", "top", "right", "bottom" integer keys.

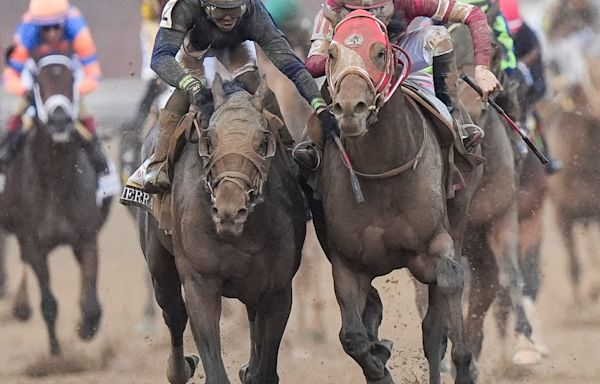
[{"left": 120, "top": 186, "right": 153, "bottom": 210}]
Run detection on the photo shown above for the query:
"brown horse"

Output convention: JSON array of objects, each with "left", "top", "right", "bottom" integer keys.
[
  {"left": 546, "top": 57, "right": 600, "bottom": 304},
  {"left": 0, "top": 54, "right": 111, "bottom": 355},
  {"left": 307, "top": 11, "right": 481, "bottom": 384},
  {"left": 139, "top": 74, "right": 306, "bottom": 384},
  {"left": 449, "top": 24, "right": 540, "bottom": 366}
]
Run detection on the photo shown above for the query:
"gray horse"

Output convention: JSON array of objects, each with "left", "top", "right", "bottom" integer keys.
[
  {"left": 139, "top": 74, "right": 306, "bottom": 384},
  {"left": 0, "top": 54, "right": 111, "bottom": 355}
]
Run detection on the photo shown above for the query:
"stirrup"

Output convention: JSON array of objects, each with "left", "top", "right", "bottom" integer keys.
[
  {"left": 292, "top": 141, "right": 321, "bottom": 171},
  {"left": 461, "top": 123, "right": 484, "bottom": 152}
]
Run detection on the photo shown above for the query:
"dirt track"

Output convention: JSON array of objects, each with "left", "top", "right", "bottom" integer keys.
[{"left": 1, "top": 80, "right": 600, "bottom": 384}]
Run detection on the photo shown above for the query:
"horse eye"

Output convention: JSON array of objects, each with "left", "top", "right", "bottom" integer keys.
[
  {"left": 259, "top": 139, "right": 268, "bottom": 156},
  {"left": 377, "top": 49, "right": 386, "bottom": 58},
  {"left": 328, "top": 49, "right": 336, "bottom": 60}
]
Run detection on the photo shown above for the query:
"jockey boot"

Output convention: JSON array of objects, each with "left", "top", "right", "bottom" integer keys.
[
  {"left": 433, "top": 51, "right": 484, "bottom": 152},
  {"left": 142, "top": 109, "right": 181, "bottom": 194},
  {"left": 0, "top": 115, "right": 26, "bottom": 167}
]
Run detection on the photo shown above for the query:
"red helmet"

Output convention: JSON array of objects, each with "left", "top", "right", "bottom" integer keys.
[{"left": 499, "top": 0, "right": 523, "bottom": 34}]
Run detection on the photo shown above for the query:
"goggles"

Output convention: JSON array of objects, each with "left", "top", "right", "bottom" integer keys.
[{"left": 204, "top": 4, "right": 247, "bottom": 20}]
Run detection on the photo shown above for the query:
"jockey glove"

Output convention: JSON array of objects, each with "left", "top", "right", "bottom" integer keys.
[
  {"left": 318, "top": 109, "right": 340, "bottom": 140},
  {"left": 179, "top": 74, "right": 208, "bottom": 107}
]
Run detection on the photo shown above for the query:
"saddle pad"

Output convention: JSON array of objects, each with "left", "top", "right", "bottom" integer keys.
[{"left": 403, "top": 73, "right": 453, "bottom": 127}]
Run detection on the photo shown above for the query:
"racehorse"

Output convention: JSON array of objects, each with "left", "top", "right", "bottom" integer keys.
[
  {"left": 546, "top": 56, "right": 600, "bottom": 305},
  {"left": 0, "top": 54, "right": 111, "bottom": 355},
  {"left": 450, "top": 24, "right": 541, "bottom": 366},
  {"left": 308, "top": 11, "right": 481, "bottom": 384},
  {"left": 139, "top": 74, "right": 306, "bottom": 384}
]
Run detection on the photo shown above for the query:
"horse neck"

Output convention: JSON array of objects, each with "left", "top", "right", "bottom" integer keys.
[
  {"left": 29, "top": 126, "right": 80, "bottom": 185},
  {"left": 344, "top": 93, "right": 424, "bottom": 173}
]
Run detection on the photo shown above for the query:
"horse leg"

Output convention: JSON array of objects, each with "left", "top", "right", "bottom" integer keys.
[
  {"left": 72, "top": 240, "right": 102, "bottom": 340},
  {"left": 558, "top": 214, "right": 581, "bottom": 304},
  {"left": 0, "top": 230, "right": 6, "bottom": 299},
  {"left": 487, "top": 205, "right": 540, "bottom": 365},
  {"left": 332, "top": 256, "right": 392, "bottom": 384},
  {"left": 465, "top": 228, "right": 499, "bottom": 363},
  {"left": 518, "top": 212, "right": 549, "bottom": 356},
  {"left": 23, "top": 241, "right": 60, "bottom": 355},
  {"left": 411, "top": 231, "right": 474, "bottom": 384},
  {"left": 244, "top": 287, "right": 293, "bottom": 384},
  {"left": 182, "top": 274, "right": 229, "bottom": 384},
  {"left": 12, "top": 265, "right": 32, "bottom": 321},
  {"left": 143, "top": 222, "right": 197, "bottom": 384},
  {"left": 240, "top": 307, "right": 258, "bottom": 383}
]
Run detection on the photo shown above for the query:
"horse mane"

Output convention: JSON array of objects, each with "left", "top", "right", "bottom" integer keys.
[{"left": 199, "top": 79, "right": 248, "bottom": 127}]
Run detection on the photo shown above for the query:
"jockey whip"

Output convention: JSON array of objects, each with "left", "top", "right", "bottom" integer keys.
[
  {"left": 460, "top": 75, "right": 549, "bottom": 165},
  {"left": 333, "top": 135, "right": 365, "bottom": 204}
]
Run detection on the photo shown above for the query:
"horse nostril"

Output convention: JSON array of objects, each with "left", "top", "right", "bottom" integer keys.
[
  {"left": 211, "top": 206, "right": 219, "bottom": 218},
  {"left": 354, "top": 101, "right": 368, "bottom": 115},
  {"left": 236, "top": 208, "right": 249, "bottom": 223},
  {"left": 333, "top": 102, "right": 343, "bottom": 116}
]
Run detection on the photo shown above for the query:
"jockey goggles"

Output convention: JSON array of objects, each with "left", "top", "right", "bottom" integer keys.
[
  {"left": 41, "top": 23, "right": 64, "bottom": 32},
  {"left": 203, "top": 4, "right": 247, "bottom": 20}
]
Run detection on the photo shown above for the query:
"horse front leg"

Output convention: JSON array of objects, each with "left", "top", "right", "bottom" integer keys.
[
  {"left": 145, "top": 233, "right": 197, "bottom": 384},
  {"left": 21, "top": 240, "right": 60, "bottom": 355},
  {"left": 73, "top": 240, "right": 102, "bottom": 340},
  {"left": 332, "top": 256, "right": 392, "bottom": 384},
  {"left": 487, "top": 205, "right": 541, "bottom": 365},
  {"left": 243, "top": 286, "right": 293, "bottom": 384},
  {"left": 182, "top": 273, "right": 229, "bottom": 384},
  {"left": 411, "top": 231, "right": 474, "bottom": 384}
]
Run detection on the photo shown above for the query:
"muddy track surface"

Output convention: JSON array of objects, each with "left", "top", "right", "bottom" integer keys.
[{"left": 1, "top": 80, "right": 599, "bottom": 384}]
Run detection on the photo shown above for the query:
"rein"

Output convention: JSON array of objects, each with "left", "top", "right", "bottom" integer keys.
[
  {"left": 198, "top": 95, "right": 276, "bottom": 210},
  {"left": 339, "top": 126, "right": 427, "bottom": 179}
]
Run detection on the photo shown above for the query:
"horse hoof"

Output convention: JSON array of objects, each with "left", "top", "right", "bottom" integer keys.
[
  {"left": 366, "top": 369, "right": 395, "bottom": 384},
  {"left": 371, "top": 339, "right": 394, "bottom": 365},
  {"left": 512, "top": 335, "right": 542, "bottom": 365},
  {"left": 12, "top": 303, "right": 32, "bottom": 321},
  {"left": 185, "top": 355, "right": 200, "bottom": 378},
  {"left": 239, "top": 364, "right": 249, "bottom": 383}
]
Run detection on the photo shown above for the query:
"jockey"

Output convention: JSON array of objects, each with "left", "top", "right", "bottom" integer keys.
[
  {"left": 1, "top": 0, "right": 111, "bottom": 184},
  {"left": 300, "top": 0, "right": 502, "bottom": 167},
  {"left": 138, "top": 0, "right": 338, "bottom": 194},
  {"left": 499, "top": 0, "right": 562, "bottom": 173}
]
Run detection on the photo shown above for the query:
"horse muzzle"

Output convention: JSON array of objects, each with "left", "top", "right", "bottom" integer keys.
[
  {"left": 210, "top": 180, "right": 250, "bottom": 240},
  {"left": 332, "top": 95, "right": 371, "bottom": 138}
]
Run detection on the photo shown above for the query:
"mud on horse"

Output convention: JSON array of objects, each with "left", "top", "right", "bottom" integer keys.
[
  {"left": 0, "top": 54, "right": 111, "bottom": 355},
  {"left": 139, "top": 74, "right": 306, "bottom": 384},
  {"left": 307, "top": 10, "right": 481, "bottom": 384}
]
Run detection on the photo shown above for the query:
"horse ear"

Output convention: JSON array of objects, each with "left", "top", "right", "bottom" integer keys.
[
  {"left": 212, "top": 73, "right": 227, "bottom": 110},
  {"left": 251, "top": 74, "right": 269, "bottom": 111}
]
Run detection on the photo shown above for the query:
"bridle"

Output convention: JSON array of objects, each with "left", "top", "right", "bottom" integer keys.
[
  {"left": 32, "top": 55, "right": 79, "bottom": 126},
  {"left": 198, "top": 96, "right": 277, "bottom": 210},
  {"left": 327, "top": 10, "right": 411, "bottom": 122}
]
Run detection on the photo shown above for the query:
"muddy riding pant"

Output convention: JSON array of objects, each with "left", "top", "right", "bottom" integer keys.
[{"left": 165, "top": 40, "right": 289, "bottom": 141}]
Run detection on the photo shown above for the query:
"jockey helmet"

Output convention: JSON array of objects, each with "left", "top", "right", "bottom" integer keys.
[
  {"left": 28, "top": 0, "right": 69, "bottom": 26},
  {"left": 202, "top": 0, "right": 247, "bottom": 8},
  {"left": 338, "top": 0, "right": 394, "bottom": 22},
  {"left": 498, "top": 0, "right": 522, "bottom": 34}
]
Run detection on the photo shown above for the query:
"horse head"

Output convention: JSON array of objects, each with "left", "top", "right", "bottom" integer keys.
[
  {"left": 199, "top": 74, "right": 277, "bottom": 239},
  {"left": 32, "top": 55, "right": 78, "bottom": 143},
  {"left": 326, "top": 9, "right": 408, "bottom": 137}
]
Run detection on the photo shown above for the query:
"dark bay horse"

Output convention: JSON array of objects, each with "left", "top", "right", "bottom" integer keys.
[
  {"left": 450, "top": 24, "right": 540, "bottom": 366},
  {"left": 309, "top": 11, "right": 481, "bottom": 384},
  {"left": 139, "top": 74, "right": 306, "bottom": 384},
  {"left": 0, "top": 54, "right": 111, "bottom": 355}
]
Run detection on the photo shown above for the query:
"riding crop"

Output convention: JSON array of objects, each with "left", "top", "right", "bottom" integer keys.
[{"left": 461, "top": 75, "right": 549, "bottom": 165}]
